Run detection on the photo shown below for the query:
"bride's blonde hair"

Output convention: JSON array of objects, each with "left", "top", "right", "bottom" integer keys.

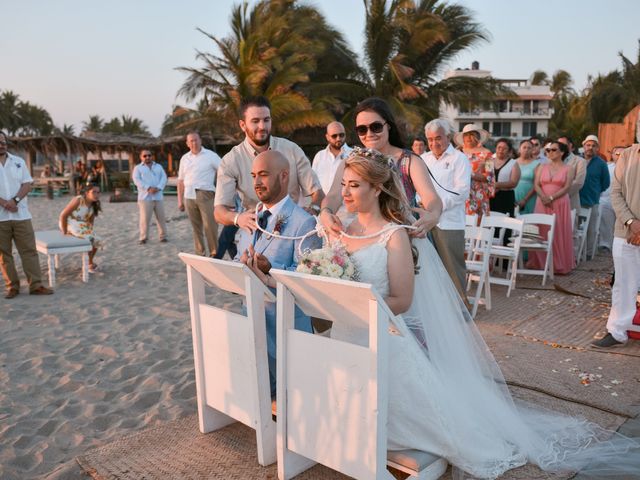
[
  {"left": 345, "top": 147, "right": 419, "bottom": 271},
  {"left": 344, "top": 147, "right": 413, "bottom": 225}
]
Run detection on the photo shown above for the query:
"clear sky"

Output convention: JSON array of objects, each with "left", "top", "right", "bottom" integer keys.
[{"left": 3, "top": 0, "right": 639, "bottom": 136}]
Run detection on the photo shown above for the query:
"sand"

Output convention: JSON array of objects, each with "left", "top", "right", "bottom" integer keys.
[{"left": 0, "top": 195, "right": 240, "bottom": 479}]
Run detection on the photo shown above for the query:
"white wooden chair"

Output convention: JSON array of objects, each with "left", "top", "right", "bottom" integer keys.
[
  {"left": 178, "top": 253, "right": 277, "bottom": 466},
  {"left": 464, "top": 225, "right": 493, "bottom": 318},
  {"left": 35, "top": 230, "right": 92, "bottom": 287},
  {"left": 590, "top": 206, "right": 601, "bottom": 259},
  {"left": 465, "top": 214, "right": 478, "bottom": 227},
  {"left": 486, "top": 211, "right": 508, "bottom": 245},
  {"left": 574, "top": 207, "right": 592, "bottom": 264},
  {"left": 270, "top": 269, "right": 448, "bottom": 480},
  {"left": 516, "top": 213, "right": 556, "bottom": 286},
  {"left": 479, "top": 216, "right": 525, "bottom": 297}
]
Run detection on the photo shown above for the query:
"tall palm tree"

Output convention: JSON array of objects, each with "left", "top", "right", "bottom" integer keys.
[
  {"left": 120, "top": 115, "right": 151, "bottom": 136},
  {"left": 175, "top": 0, "right": 361, "bottom": 137},
  {"left": 343, "top": 0, "right": 507, "bottom": 133}
]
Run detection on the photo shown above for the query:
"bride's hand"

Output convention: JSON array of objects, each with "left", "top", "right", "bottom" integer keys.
[
  {"left": 410, "top": 207, "right": 439, "bottom": 238},
  {"left": 319, "top": 208, "right": 344, "bottom": 238}
]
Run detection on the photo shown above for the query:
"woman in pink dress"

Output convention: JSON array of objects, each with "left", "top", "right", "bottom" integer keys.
[{"left": 527, "top": 141, "right": 575, "bottom": 274}]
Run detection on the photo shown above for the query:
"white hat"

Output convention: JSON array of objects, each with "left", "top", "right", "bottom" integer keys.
[
  {"left": 453, "top": 124, "right": 491, "bottom": 147},
  {"left": 582, "top": 134, "right": 599, "bottom": 145}
]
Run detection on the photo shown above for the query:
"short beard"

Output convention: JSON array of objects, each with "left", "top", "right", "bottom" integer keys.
[{"left": 249, "top": 132, "right": 270, "bottom": 147}]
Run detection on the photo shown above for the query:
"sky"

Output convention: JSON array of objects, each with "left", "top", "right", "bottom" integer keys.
[{"left": 3, "top": 0, "right": 639, "bottom": 136}]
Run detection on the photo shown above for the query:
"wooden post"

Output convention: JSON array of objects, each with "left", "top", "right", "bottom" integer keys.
[
  {"left": 27, "top": 149, "right": 36, "bottom": 177},
  {"left": 128, "top": 150, "right": 135, "bottom": 178},
  {"left": 167, "top": 152, "right": 173, "bottom": 176}
]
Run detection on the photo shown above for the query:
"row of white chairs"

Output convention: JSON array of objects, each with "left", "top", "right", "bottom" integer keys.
[{"left": 464, "top": 211, "right": 556, "bottom": 317}]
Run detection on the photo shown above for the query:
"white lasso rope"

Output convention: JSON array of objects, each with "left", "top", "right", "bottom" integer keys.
[{"left": 252, "top": 203, "right": 418, "bottom": 255}]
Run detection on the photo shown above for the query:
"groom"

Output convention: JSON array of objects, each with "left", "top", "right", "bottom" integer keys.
[{"left": 239, "top": 150, "right": 321, "bottom": 397}]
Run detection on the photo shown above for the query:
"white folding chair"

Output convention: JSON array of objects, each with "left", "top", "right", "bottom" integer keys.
[
  {"left": 178, "top": 253, "right": 277, "bottom": 466},
  {"left": 590, "top": 205, "right": 601, "bottom": 259},
  {"left": 465, "top": 226, "right": 493, "bottom": 318},
  {"left": 486, "top": 211, "right": 508, "bottom": 245},
  {"left": 516, "top": 213, "right": 556, "bottom": 286},
  {"left": 465, "top": 214, "right": 478, "bottom": 227},
  {"left": 271, "top": 269, "right": 448, "bottom": 480},
  {"left": 574, "top": 207, "right": 592, "bottom": 264},
  {"left": 480, "top": 215, "right": 525, "bottom": 297}
]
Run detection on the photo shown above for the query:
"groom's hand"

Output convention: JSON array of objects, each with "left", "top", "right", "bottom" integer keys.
[{"left": 248, "top": 245, "right": 271, "bottom": 274}]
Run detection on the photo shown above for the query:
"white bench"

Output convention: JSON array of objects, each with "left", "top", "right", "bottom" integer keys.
[
  {"left": 178, "top": 253, "right": 277, "bottom": 467},
  {"left": 271, "top": 269, "right": 448, "bottom": 480},
  {"left": 35, "top": 230, "right": 92, "bottom": 287}
]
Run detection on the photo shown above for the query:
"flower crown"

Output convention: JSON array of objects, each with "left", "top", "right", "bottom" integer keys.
[{"left": 348, "top": 146, "right": 396, "bottom": 170}]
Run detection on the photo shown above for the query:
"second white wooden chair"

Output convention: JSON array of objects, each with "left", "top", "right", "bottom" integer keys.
[{"left": 271, "top": 269, "right": 448, "bottom": 480}]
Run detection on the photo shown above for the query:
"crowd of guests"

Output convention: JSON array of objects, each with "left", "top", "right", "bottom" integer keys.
[
  {"left": 1, "top": 98, "right": 638, "bottom": 351},
  {"left": 412, "top": 125, "right": 620, "bottom": 276}
]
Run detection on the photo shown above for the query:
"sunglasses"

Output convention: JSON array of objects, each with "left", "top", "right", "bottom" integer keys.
[
  {"left": 330, "top": 133, "right": 345, "bottom": 139},
  {"left": 545, "top": 148, "right": 559, "bottom": 153},
  {"left": 355, "top": 121, "right": 387, "bottom": 136},
  {"left": 142, "top": 154, "right": 152, "bottom": 158}
]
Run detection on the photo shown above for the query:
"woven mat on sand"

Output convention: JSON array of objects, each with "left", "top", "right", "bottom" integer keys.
[{"left": 76, "top": 386, "right": 626, "bottom": 480}]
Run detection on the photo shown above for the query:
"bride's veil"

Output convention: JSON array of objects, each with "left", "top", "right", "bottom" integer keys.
[{"left": 401, "top": 236, "right": 640, "bottom": 478}]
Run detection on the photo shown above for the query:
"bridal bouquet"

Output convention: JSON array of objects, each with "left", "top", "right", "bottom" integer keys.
[{"left": 296, "top": 242, "right": 357, "bottom": 281}]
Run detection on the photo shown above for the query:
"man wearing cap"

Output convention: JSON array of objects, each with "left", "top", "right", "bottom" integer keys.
[
  {"left": 579, "top": 135, "right": 610, "bottom": 259},
  {"left": 0, "top": 132, "right": 53, "bottom": 299},
  {"left": 312, "top": 121, "right": 351, "bottom": 195},
  {"left": 592, "top": 143, "right": 640, "bottom": 348}
]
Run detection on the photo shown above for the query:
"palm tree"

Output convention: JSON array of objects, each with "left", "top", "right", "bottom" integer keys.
[
  {"left": 175, "top": 0, "right": 361, "bottom": 137},
  {"left": 120, "top": 115, "right": 151, "bottom": 136},
  {"left": 0, "top": 90, "right": 54, "bottom": 136},
  {"left": 82, "top": 115, "right": 105, "bottom": 134},
  {"left": 337, "top": 0, "right": 508, "bottom": 133}
]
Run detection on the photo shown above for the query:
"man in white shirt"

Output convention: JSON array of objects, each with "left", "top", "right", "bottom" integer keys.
[
  {"left": 132, "top": 150, "right": 168, "bottom": 244},
  {"left": 530, "top": 136, "right": 547, "bottom": 164},
  {"left": 0, "top": 132, "right": 53, "bottom": 298},
  {"left": 312, "top": 121, "right": 351, "bottom": 194},
  {"left": 421, "top": 119, "right": 471, "bottom": 307},
  {"left": 178, "top": 131, "right": 222, "bottom": 257}
]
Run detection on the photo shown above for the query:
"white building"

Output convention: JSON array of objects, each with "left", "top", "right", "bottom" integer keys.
[{"left": 440, "top": 62, "right": 554, "bottom": 145}]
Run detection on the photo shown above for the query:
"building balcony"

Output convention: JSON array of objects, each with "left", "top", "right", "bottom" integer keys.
[{"left": 455, "top": 109, "right": 552, "bottom": 120}]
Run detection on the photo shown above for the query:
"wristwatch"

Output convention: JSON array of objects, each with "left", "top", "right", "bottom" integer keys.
[
  {"left": 624, "top": 218, "right": 635, "bottom": 227},
  {"left": 13, "top": 196, "right": 21, "bottom": 204}
]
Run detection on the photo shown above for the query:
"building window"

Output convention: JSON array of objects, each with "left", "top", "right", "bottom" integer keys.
[
  {"left": 495, "top": 100, "right": 508, "bottom": 112},
  {"left": 492, "top": 122, "right": 511, "bottom": 136},
  {"left": 523, "top": 101, "right": 531, "bottom": 114},
  {"left": 532, "top": 100, "right": 540, "bottom": 114},
  {"left": 523, "top": 121, "right": 537, "bottom": 137},
  {"left": 482, "top": 122, "right": 490, "bottom": 132},
  {"left": 459, "top": 122, "right": 473, "bottom": 132}
]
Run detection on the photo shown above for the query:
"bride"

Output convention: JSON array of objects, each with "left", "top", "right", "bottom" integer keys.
[
  {"left": 245, "top": 146, "right": 639, "bottom": 477},
  {"left": 324, "top": 148, "right": 638, "bottom": 478}
]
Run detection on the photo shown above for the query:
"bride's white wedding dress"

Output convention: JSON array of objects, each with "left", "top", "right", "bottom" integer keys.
[{"left": 331, "top": 225, "right": 640, "bottom": 479}]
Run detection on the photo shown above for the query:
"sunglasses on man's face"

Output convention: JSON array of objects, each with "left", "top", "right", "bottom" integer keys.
[
  {"left": 355, "top": 121, "right": 386, "bottom": 136},
  {"left": 545, "top": 148, "right": 559, "bottom": 153},
  {"left": 330, "top": 133, "right": 345, "bottom": 139}
]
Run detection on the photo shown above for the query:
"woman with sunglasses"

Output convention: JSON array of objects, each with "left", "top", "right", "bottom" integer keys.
[
  {"left": 320, "top": 97, "right": 442, "bottom": 238},
  {"left": 527, "top": 141, "right": 575, "bottom": 274}
]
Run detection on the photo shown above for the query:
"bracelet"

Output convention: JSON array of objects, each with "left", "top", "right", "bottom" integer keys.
[
  {"left": 310, "top": 204, "right": 321, "bottom": 213},
  {"left": 319, "top": 206, "right": 334, "bottom": 215},
  {"left": 233, "top": 213, "right": 240, "bottom": 226}
]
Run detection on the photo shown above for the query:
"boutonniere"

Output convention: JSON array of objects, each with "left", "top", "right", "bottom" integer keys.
[
  {"left": 268, "top": 214, "right": 287, "bottom": 238},
  {"left": 15, "top": 163, "right": 21, "bottom": 169}
]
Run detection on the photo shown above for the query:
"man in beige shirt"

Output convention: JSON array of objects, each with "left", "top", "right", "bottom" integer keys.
[
  {"left": 214, "top": 96, "right": 324, "bottom": 241},
  {"left": 593, "top": 144, "right": 640, "bottom": 348}
]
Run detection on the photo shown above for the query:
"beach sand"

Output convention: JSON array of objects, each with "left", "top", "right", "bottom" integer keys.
[{"left": 0, "top": 195, "right": 239, "bottom": 479}]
